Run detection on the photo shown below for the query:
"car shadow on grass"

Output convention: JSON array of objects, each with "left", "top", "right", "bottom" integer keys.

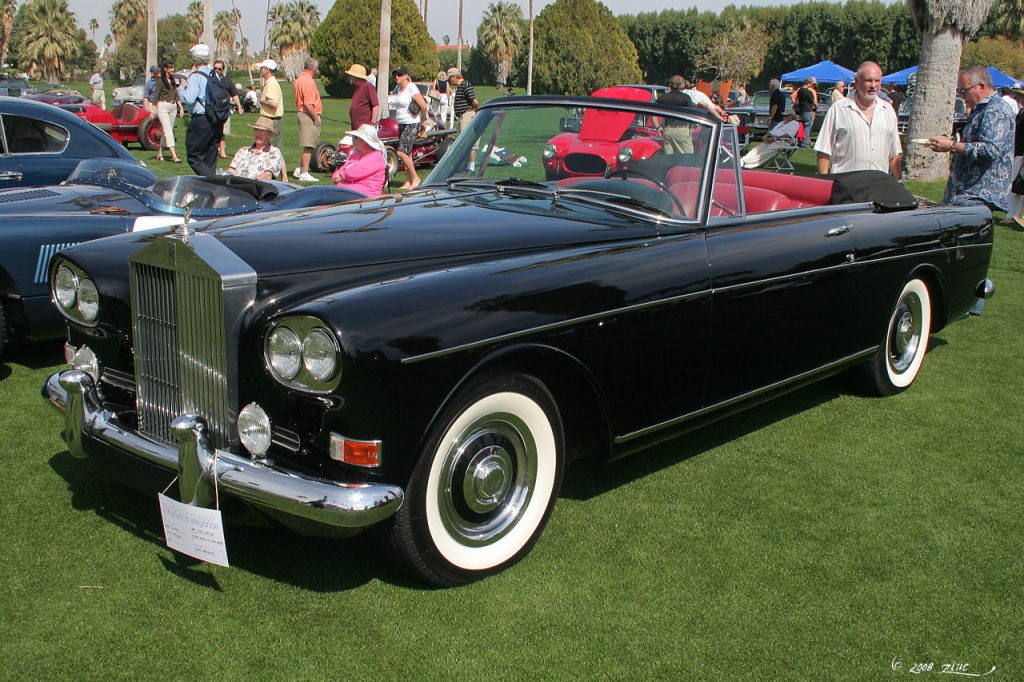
[
  {"left": 48, "top": 450, "right": 425, "bottom": 592},
  {"left": 0, "top": 339, "right": 64, "bottom": 380}
]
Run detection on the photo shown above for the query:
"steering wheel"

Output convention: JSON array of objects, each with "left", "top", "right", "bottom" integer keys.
[{"left": 604, "top": 166, "right": 686, "bottom": 215}]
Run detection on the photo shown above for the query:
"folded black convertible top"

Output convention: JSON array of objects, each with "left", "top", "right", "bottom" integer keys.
[
  {"left": 827, "top": 169, "right": 917, "bottom": 211},
  {"left": 197, "top": 174, "right": 280, "bottom": 201}
]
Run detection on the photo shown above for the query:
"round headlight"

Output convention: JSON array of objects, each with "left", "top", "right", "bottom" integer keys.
[
  {"left": 302, "top": 328, "right": 339, "bottom": 381},
  {"left": 542, "top": 143, "right": 556, "bottom": 159},
  {"left": 54, "top": 266, "right": 78, "bottom": 309},
  {"left": 617, "top": 147, "right": 633, "bottom": 164},
  {"left": 267, "top": 327, "right": 302, "bottom": 379},
  {"left": 77, "top": 278, "right": 100, "bottom": 321},
  {"left": 237, "top": 402, "right": 272, "bottom": 456}
]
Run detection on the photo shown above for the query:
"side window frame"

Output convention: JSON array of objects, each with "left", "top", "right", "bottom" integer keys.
[{"left": 4, "top": 115, "right": 70, "bottom": 155}]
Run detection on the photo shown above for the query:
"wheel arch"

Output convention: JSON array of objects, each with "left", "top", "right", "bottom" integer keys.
[
  {"left": 413, "top": 343, "right": 613, "bottom": 479},
  {"left": 907, "top": 263, "right": 948, "bottom": 332}
]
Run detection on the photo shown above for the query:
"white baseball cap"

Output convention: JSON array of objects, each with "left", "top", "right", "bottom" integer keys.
[
  {"left": 255, "top": 59, "right": 278, "bottom": 72},
  {"left": 189, "top": 43, "right": 210, "bottom": 59}
]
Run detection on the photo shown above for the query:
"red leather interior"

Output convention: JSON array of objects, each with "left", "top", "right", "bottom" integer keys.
[{"left": 742, "top": 170, "right": 833, "bottom": 207}]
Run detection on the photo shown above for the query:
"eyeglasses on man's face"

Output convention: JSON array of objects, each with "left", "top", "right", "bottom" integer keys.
[{"left": 957, "top": 82, "right": 982, "bottom": 96}]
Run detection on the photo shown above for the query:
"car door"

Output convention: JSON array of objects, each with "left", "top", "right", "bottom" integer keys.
[
  {"left": 1, "top": 113, "right": 74, "bottom": 187},
  {"left": 0, "top": 116, "right": 24, "bottom": 187},
  {"left": 704, "top": 211, "right": 859, "bottom": 405}
]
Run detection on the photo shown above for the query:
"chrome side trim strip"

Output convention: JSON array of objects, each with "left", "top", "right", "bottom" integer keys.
[
  {"left": 614, "top": 347, "right": 879, "bottom": 444},
  {"left": 43, "top": 370, "right": 404, "bottom": 529},
  {"left": 401, "top": 288, "right": 712, "bottom": 364},
  {"left": 401, "top": 242, "right": 989, "bottom": 365}
]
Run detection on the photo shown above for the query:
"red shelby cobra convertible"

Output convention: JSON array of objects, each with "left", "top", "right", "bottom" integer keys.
[{"left": 543, "top": 86, "right": 666, "bottom": 180}]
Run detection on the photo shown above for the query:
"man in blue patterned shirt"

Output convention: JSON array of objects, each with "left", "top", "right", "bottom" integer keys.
[{"left": 929, "top": 65, "right": 1015, "bottom": 212}]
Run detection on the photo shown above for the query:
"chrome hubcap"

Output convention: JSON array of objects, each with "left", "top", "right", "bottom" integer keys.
[
  {"left": 438, "top": 412, "right": 537, "bottom": 546},
  {"left": 890, "top": 295, "right": 922, "bottom": 373}
]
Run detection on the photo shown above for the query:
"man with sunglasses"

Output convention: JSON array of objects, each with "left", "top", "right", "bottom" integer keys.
[{"left": 929, "top": 66, "right": 1015, "bottom": 213}]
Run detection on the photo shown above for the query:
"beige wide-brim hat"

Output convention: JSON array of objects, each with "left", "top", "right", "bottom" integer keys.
[
  {"left": 346, "top": 63, "right": 368, "bottom": 79},
  {"left": 248, "top": 116, "right": 276, "bottom": 132},
  {"left": 341, "top": 124, "right": 385, "bottom": 152}
]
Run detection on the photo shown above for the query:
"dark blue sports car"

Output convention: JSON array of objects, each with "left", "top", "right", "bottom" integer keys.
[
  {"left": 0, "top": 95, "right": 141, "bottom": 188},
  {"left": 0, "top": 159, "right": 362, "bottom": 359}
]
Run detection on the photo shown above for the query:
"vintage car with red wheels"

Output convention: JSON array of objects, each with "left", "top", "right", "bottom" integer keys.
[
  {"left": 42, "top": 95, "right": 994, "bottom": 586},
  {"left": 311, "top": 108, "right": 454, "bottom": 179},
  {"left": 57, "top": 101, "right": 163, "bottom": 151}
]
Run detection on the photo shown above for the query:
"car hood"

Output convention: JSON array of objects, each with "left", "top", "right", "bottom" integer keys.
[
  {"left": 65, "top": 186, "right": 661, "bottom": 313},
  {"left": 0, "top": 184, "right": 146, "bottom": 216}
]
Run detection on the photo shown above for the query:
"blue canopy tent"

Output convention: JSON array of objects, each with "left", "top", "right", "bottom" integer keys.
[
  {"left": 781, "top": 60, "right": 856, "bottom": 84},
  {"left": 881, "top": 65, "right": 1021, "bottom": 88}
]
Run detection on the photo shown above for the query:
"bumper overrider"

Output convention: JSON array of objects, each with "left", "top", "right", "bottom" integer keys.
[{"left": 42, "top": 369, "right": 404, "bottom": 530}]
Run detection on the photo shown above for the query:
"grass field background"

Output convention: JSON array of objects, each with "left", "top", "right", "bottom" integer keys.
[{"left": 1, "top": 84, "right": 1022, "bottom": 679}]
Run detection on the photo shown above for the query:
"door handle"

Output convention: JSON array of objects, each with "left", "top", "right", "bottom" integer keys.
[
  {"left": 825, "top": 225, "right": 851, "bottom": 237},
  {"left": 0, "top": 171, "right": 23, "bottom": 180}
]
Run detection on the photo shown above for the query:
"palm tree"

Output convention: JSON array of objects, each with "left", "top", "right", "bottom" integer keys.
[
  {"left": 1, "top": 0, "right": 17, "bottom": 68},
  {"left": 214, "top": 8, "right": 239, "bottom": 65},
  {"left": 265, "top": 1, "right": 285, "bottom": 57},
  {"left": 477, "top": 1, "right": 524, "bottom": 87},
  {"left": 109, "top": 0, "right": 145, "bottom": 47},
  {"left": 992, "top": 0, "right": 1024, "bottom": 47},
  {"left": 269, "top": 0, "right": 319, "bottom": 61},
  {"left": 187, "top": 0, "right": 204, "bottom": 43},
  {"left": 903, "top": 0, "right": 996, "bottom": 180},
  {"left": 18, "top": 0, "right": 80, "bottom": 81},
  {"left": 88, "top": 17, "right": 98, "bottom": 45}
]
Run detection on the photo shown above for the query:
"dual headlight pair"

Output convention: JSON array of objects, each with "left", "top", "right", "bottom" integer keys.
[
  {"left": 53, "top": 264, "right": 100, "bottom": 324},
  {"left": 265, "top": 316, "right": 342, "bottom": 392}
]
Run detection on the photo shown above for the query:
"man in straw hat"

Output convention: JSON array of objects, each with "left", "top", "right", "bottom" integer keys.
[
  {"left": 331, "top": 123, "right": 387, "bottom": 197},
  {"left": 347, "top": 63, "right": 380, "bottom": 131},
  {"left": 741, "top": 106, "right": 799, "bottom": 168},
  {"left": 225, "top": 116, "right": 285, "bottom": 181}
]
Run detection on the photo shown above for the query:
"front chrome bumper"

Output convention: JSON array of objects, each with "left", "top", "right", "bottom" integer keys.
[{"left": 42, "top": 370, "right": 404, "bottom": 529}]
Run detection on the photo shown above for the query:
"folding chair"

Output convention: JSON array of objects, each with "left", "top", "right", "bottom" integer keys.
[{"left": 764, "top": 145, "right": 797, "bottom": 172}]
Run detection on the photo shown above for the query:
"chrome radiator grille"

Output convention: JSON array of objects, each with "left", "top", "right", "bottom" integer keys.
[{"left": 129, "top": 233, "right": 257, "bottom": 450}]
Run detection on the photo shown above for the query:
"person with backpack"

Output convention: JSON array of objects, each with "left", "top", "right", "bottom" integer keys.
[{"left": 180, "top": 43, "right": 227, "bottom": 176}]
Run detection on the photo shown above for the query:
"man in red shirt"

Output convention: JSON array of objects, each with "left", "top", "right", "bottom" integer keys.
[
  {"left": 293, "top": 57, "right": 322, "bottom": 182},
  {"left": 347, "top": 63, "right": 380, "bottom": 130}
]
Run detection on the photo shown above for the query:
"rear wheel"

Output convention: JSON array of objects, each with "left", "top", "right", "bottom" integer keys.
[
  {"left": 860, "top": 278, "right": 931, "bottom": 396},
  {"left": 434, "top": 136, "right": 452, "bottom": 164},
  {"left": 384, "top": 373, "right": 564, "bottom": 586},
  {"left": 311, "top": 142, "right": 336, "bottom": 173},
  {"left": 138, "top": 115, "right": 160, "bottom": 151}
]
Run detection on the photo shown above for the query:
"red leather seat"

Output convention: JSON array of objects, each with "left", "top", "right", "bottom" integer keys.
[{"left": 742, "top": 170, "right": 833, "bottom": 206}]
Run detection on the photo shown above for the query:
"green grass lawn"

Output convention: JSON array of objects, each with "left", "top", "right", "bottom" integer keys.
[{"left": 2, "top": 85, "right": 1022, "bottom": 679}]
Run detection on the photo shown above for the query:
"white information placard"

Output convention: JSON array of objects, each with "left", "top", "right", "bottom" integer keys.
[{"left": 158, "top": 493, "right": 230, "bottom": 567}]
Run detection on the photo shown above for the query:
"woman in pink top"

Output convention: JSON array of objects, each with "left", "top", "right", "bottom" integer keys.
[{"left": 332, "top": 124, "right": 387, "bottom": 197}]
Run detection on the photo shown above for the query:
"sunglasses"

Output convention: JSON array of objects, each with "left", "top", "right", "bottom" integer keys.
[{"left": 957, "top": 82, "right": 982, "bottom": 96}]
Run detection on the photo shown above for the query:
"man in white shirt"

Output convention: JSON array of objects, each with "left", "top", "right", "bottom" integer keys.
[
  {"left": 741, "top": 107, "right": 800, "bottom": 168},
  {"left": 683, "top": 82, "right": 727, "bottom": 121},
  {"left": 814, "top": 61, "right": 902, "bottom": 176}
]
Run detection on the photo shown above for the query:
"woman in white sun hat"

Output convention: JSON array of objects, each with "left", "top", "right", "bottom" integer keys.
[{"left": 332, "top": 124, "right": 387, "bottom": 197}]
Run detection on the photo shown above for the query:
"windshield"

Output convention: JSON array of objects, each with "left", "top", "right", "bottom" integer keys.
[
  {"left": 425, "top": 97, "right": 717, "bottom": 222},
  {"left": 66, "top": 159, "right": 265, "bottom": 216}
]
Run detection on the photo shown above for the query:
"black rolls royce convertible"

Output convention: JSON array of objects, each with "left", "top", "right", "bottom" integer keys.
[{"left": 42, "top": 95, "right": 995, "bottom": 586}]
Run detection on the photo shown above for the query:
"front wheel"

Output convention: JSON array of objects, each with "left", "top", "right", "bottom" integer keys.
[
  {"left": 384, "top": 146, "right": 399, "bottom": 180},
  {"left": 384, "top": 373, "right": 564, "bottom": 586},
  {"left": 311, "top": 142, "right": 336, "bottom": 173},
  {"left": 138, "top": 115, "right": 161, "bottom": 151},
  {"left": 860, "top": 278, "right": 932, "bottom": 396}
]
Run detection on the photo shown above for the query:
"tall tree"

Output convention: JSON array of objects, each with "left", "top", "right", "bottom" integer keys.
[
  {"left": 1, "top": 0, "right": 16, "bottom": 67},
  {"left": 991, "top": 0, "right": 1024, "bottom": 47},
  {"left": 17, "top": 0, "right": 79, "bottom": 80},
  {"left": 903, "top": 0, "right": 995, "bottom": 180},
  {"left": 88, "top": 16, "right": 97, "bottom": 44},
  {"left": 533, "top": 0, "right": 641, "bottom": 95},
  {"left": 109, "top": 0, "right": 145, "bottom": 48},
  {"left": 186, "top": 0, "right": 203, "bottom": 43},
  {"left": 698, "top": 24, "right": 770, "bottom": 88},
  {"left": 476, "top": 1, "right": 523, "bottom": 87},
  {"left": 269, "top": 0, "right": 320, "bottom": 78},
  {"left": 214, "top": 8, "right": 239, "bottom": 64}
]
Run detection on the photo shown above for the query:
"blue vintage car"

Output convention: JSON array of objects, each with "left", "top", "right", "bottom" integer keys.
[
  {"left": 0, "top": 95, "right": 141, "bottom": 188},
  {"left": 0, "top": 159, "right": 361, "bottom": 359},
  {"left": 42, "top": 95, "right": 995, "bottom": 586}
]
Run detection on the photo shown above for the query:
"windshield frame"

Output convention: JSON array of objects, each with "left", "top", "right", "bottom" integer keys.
[
  {"left": 424, "top": 95, "right": 722, "bottom": 227},
  {"left": 65, "top": 159, "right": 266, "bottom": 217}
]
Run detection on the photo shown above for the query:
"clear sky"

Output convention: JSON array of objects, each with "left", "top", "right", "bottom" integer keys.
[{"left": 65, "top": 0, "right": 817, "bottom": 54}]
